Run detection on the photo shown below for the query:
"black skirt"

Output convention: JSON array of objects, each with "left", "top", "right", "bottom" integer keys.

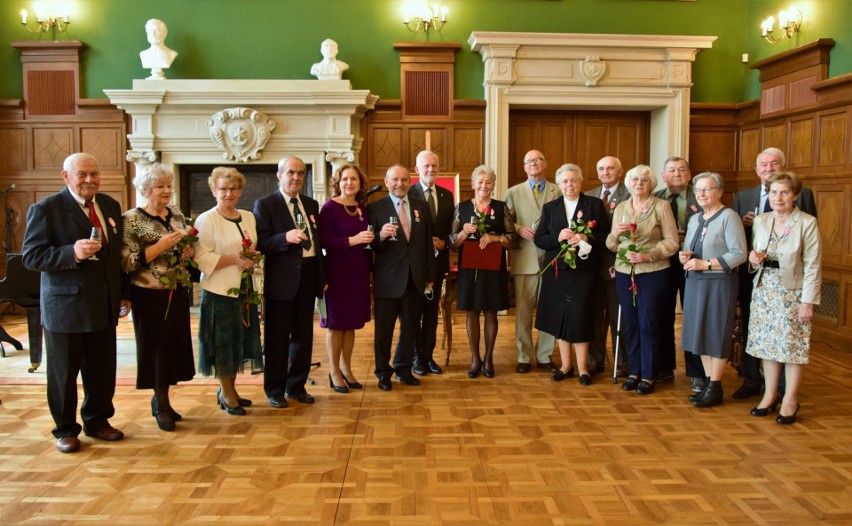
[{"left": 534, "top": 267, "right": 597, "bottom": 342}]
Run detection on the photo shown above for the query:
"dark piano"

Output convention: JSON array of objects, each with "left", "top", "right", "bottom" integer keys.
[{"left": 0, "top": 253, "right": 43, "bottom": 372}]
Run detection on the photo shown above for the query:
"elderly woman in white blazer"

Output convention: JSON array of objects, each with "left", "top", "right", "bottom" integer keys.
[{"left": 745, "top": 172, "right": 821, "bottom": 425}]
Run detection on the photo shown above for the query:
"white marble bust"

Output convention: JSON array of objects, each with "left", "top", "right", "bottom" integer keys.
[
  {"left": 139, "top": 19, "right": 178, "bottom": 80},
  {"left": 310, "top": 39, "right": 349, "bottom": 80}
]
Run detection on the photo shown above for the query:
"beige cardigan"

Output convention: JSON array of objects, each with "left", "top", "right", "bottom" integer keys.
[
  {"left": 750, "top": 207, "right": 822, "bottom": 305},
  {"left": 605, "top": 196, "right": 679, "bottom": 275}
]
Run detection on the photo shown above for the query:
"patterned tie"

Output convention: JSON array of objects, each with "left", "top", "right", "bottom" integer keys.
[
  {"left": 85, "top": 200, "right": 107, "bottom": 245},
  {"left": 397, "top": 199, "right": 410, "bottom": 241},
  {"left": 669, "top": 193, "right": 679, "bottom": 229},
  {"left": 291, "top": 197, "right": 312, "bottom": 250},
  {"left": 425, "top": 188, "right": 437, "bottom": 224}
]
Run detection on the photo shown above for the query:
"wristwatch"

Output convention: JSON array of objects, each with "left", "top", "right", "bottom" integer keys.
[{"left": 706, "top": 259, "right": 712, "bottom": 270}]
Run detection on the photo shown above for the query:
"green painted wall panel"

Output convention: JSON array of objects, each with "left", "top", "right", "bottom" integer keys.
[{"left": 1, "top": 0, "right": 849, "bottom": 104}]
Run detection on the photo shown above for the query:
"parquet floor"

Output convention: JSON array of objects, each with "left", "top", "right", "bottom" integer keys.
[{"left": 0, "top": 311, "right": 850, "bottom": 525}]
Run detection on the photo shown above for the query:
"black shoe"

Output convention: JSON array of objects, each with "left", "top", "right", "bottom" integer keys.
[
  {"left": 329, "top": 374, "right": 349, "bottom": 394},
  {"left": 151, "top": 397, "right": 176, "bottom": 431},
  {"left": 693, "top": 381, "right": 723, "bottom": 407},
  {"left": 395, "top": 372, "right": 421, "bottom": 386},
  {"left": 377, "top": 377, "right": 392, "bottom": 391},
  {"left": 427, "top": 360, "right": 443, "bottom": 374},
  {"left": 483, "top": 368, "right": 495, "bottom": 378},
  {"left": 656, "top": 370, "right": 674, "bottom": 383},
  {"left": 412, "top": 360, "right": 428, "bottom": 376},
  {"left": 218, "top": 387, "right": 251, "bottom": 407},
  {"left": 468, "top": 366, "right": 481, "bottom": 379},
  {"left": 776, "top": 403, "right": 800, "bottom": 425},
  {"left": 635, "top": 380, "right": 656, "bottom": 395},
  {"left": 551, "top": 368, "right": 573, "bottom": 382},
  {"left": 537, "top": 361, "right": 557, "bottom": 373},
  {"left": 688, "top": 377, "right": 710, "bottom": 402},
  {"left": 516, "top": 363, "right": 531, "bottom": 374},
  {"left": 268, "top": 396, "right": 289, "bottom": 408},
  {"left": 342, "top": 375, "right": 363, "bottom": 389},
  {"left": 579, "top": 373, "right": 592, "bottom": 386},
  {"left": 690, "top": 377, "right": 706, "bottom": 394},
  {"left": 285, "top": 392, "right": 315, "bottom": 404},
  {"left": 219, "top": 393, "right": 247, "bottom": 415},
  {"left": 151, "top": 396, "right": 182, "bottom": 422},
  {"left": 732, "top": 383, "right": 763, "bottom": 400},
  {"left": 750, "top": 396, "right": 781, "bottom": 417},
  {"left": 622, "top": 376, "right": 640, "bottom": 391}
]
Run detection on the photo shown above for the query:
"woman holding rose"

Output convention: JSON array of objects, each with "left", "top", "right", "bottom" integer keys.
[
  {"left": 121, "top": 163, "right": 196, "bottom": 431},
  {"left": 450, "top": 165, "right": 515, "bottom": 379},
  {"left": 192, "top": 167, "right": 263, "bottom": 415},
  {"left": 605, "top": 165, "right": 679, "bottom": 395}
]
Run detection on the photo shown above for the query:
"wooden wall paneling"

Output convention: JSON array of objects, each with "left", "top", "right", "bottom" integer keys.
[
  {"left": 452, "top": 128, "right": 483, "bottom": 175},
  {"left": 789, "top": 117, "right": 815, "bottom": 169},
  {"left": 739, "top": 128, "right": 759, "bottom": 172},
  {"left": 762, "top": 122, "right": 787, "bottom": 152},
  {"left": 369, "top": 127, "right": 402, "bottom": 180},
  {"left": 688, "top": 130, "right": 737, "bottom": 174},
  {"left": 815, "top": 188, "right": 844, "bottom": 264},
  {"left": 32, "top": 127, "right": 73, "bottom": 171},
  {"left": 817, "top": 111, "right": 848, "bottom": 167},
  {"left": 0, "top": 128, "right": 27, "bottom": 171},
  {"left": 408, "top": 127, "right": 447, "bottom": 167},
  {"left": 542, "top": 122, "right": 568, "bottom": 172},
  {"left": 80, "top": 126, "right": 125, "bottom": 171}
]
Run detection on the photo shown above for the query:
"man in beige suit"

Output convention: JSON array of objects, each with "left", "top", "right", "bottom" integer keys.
[{"left": 505, "top": 150, "right": 561, "bottom": 373}]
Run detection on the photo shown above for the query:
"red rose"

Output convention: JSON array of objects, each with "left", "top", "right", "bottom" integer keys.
[
  {"left": 588, "top": 220, "right": 597, "bottom": 228},
  {"left": 188, "top": 226, "right": 199, "bottom": 236},
  {"left": 629, "top": 223, "right": 637, "bottom": 232},
  {"left": 241, "top": 237, "right": 252, "bottom": 249}
]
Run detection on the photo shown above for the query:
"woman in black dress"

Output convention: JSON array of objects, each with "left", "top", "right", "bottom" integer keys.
[
  {"left": 450, "top": 165, "right": 516, "bottom": 378},
  {"left": 534, "top": 164, "right": 609, "bottom": 385},
  {"left": 121, "top": 163, "right": 196, "bottom": 431}
]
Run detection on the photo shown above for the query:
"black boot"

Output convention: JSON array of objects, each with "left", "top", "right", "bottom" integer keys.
[
  {"left": 688, "top": 376, "right": 710, "bottom": 402},
  {"left": 693, "top": 380, "right": 723, "bottom": 408}
]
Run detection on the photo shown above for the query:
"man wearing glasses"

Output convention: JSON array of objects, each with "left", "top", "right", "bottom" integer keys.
[
  {"left": 505, "top": 150, "right": 561, "bottom": 373},
  {"left": 731, "top": 147, "right": 817, "bottom": 400}
]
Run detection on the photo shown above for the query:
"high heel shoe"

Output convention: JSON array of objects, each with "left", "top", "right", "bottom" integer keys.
[
  {"left": 150, "top": 397, "right": 176, "bottom": 431},
  {"left": 467, "top": 365, "right": 482, "bottom": 379},
  {"left": 750, "top": 396, "right": 781, "bottom": 417},
  {"left": 776, "top": 403, "right": 800, "bottom": 425},
  {"left": 342, "top": 375, "right": 363, "bottom": 390},
  {"left": 151, "top": 396, "right": 182, "bottom": 421},
  {"left": 329, "top": 373, "right": 350, "bottom": 394},
  {"left": 218, "top": 392, "right": 247, "bottom": 415},
  {"left": 483, "top": 368, "right": 495, "bottom": 378},
  {"left": 217, "top": 387, "right": 252, "bottom": 407}
]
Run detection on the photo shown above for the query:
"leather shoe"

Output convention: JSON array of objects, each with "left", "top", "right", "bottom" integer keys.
[
  {"left": 579, "top": 373, "right": 592, "bottom": 386},
  {"left": 537, "top": 361, "right": 557, "bottom": 373},
  {"left": 395, "top": 373, "right": 421, "bottom": 386},
  {"left": 412, "top": 361, "right": 428, "bottom": 376},
  {"left": 55, "top": 436, "right": 80, "bottom": 453},
  {"left": 285, "top": 392, "right": 315, "bottom": 404},
  {"left": 635, "top": 380, "right": 656, "bottom": 395},
  {"left": 377, "top": 377, "right": 393, "bottom": 391},
  {"left": 268, "top": 396, "right": 289, "bottom": 408},
  {"left": 691, "top": 377, "right": 706, "bottom": 393},
  {"left": 732, "top": 383, "right": 763, "bottom": 400},
  {"left": 776, "top": 403, "right": 800, "bottom": 425},
  {"left": 622, "top": 376, "right": 640, "bottom": 391},
  {"left": 427, "top": 360, "right": 443, "bottom": 374},
  {"left": 516, "top": 363, "right": 531, "bottom": 374},
  {"left": 551, "top": 368, "right": 574, "bottom": 382},
  {"left": 84, "top": 426, "right": 124, "bottom": 441}
]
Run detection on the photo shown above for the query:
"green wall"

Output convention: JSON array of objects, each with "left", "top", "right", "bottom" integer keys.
[{"left": 1, "top": 0, "right": 849, "bottom": 104}]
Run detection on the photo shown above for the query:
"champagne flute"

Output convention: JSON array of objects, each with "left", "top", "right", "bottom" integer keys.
[
  {"left": 88, "top": 227, "right": 102, "bottom": 260},
  {"left": 469, "top": 215, "right": 477, "bottom": 240},
  {"left": 365, "top": 224, "right": 374, "bottom": 250},
  {"left": 388, "top": 216, "right": 398, "bottom": 241}
]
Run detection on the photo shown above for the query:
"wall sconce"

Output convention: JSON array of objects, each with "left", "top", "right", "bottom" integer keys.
[
  {"left": 20, "top": 3, "right": 70, "bottom": 34},
  {"left": 403, "top": 4, "right": 448, "bottom": 33},
  {"left": 761, "top": 7, "right": 802, "bottom": 43}
]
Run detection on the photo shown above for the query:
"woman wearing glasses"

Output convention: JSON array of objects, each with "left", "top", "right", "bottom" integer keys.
[
  {"left": 678, "top": 172, "right": 747, "bottom": 408},
  {"left": 605, "top": 165, "right": 679, "bottom": 395}
]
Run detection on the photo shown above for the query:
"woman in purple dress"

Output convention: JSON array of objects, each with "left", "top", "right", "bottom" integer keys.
[{"left": 318, "top": 164, "right": 375, "bottom": 393}]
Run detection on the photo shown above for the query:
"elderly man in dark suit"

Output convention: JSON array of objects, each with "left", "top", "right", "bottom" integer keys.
[
  {"left": 585, "top": 155, "right": 631, "bottom": 376},
  {"left": 254, "top": 156, "right": 324, "bottom": 407},
  {"left": 22, "top": 152, "right": 131, "bottom": 453},
  {"left": 732, "top": 147, "right": 817, "bottom": 399},
  {"left": 368, "top": 164, "right": 436, "bottom": 391},
  {"left": 407, "top": 150, "right": 454, "bottom": 376},
  {"left": 653, "top": 156, "right": 706, "bottom": 391}
]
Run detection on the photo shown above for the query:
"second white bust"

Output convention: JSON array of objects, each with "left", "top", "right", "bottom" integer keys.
[
  {"left": 140, "top": 19, "right": 178, "bottom": 80},
  {"left": 310, "top": 39, "right": 349, "bottom": 81}
]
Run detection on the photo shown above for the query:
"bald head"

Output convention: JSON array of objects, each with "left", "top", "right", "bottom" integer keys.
[{"left": 596, "top": 156, "right": 623, "bottom": 188}]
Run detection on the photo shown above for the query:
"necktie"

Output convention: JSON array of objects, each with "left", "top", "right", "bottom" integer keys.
[
  {"left": 397, "top": 199, "right": 410, "bottom": 240},
  {"left": 669, "top": 193, "right": 679, "bottom": 229},
  {"left": 534, "top": 183, "right": 541, "bottom": 196},
  {"left": 425, "top": 188, "right": 437, "bottom": 223},
  {"left": 85, "top": 200, "right": 107, "bottom": 245},
  {"left": 762, "top": 195, "right": 772, "bottom": 213},
  {"left": 291, "top": 197, "right": 312, "bottom": 250},
  {"left": 601, "top": 188, "right": 611, "bottom": 206}
]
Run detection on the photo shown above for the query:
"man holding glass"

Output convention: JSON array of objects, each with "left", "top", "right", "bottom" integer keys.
[{"left": 23, "top": 152, "right": 131, "bottom": 453}]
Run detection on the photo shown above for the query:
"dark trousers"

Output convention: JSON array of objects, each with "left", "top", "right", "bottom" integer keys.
[
  {"left": 415, "top": 275, "right": 444, "bottom": 363},
  {"left": 590, "top": 275, "right": 625, "bottom": 369},
  {"left": 737, "top": 265, "right": 763, "bottom": 388},
  {"left": 374, "top": 273, "right": 423, "bottom": 379},
  {"left": 45, "top": 326, "right": 117, "bottom": 438},
  {"left": 615, "top": 269, "right": 669, "bottom": 381},
  {"left": 263, "top": 260, "right": 317, "bottom": 397},
  {"left": 662, "top": 260, "right": 705, "bottom": 378}
]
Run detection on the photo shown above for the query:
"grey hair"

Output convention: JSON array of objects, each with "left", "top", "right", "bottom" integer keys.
[
  {"left": 133, "top": 163, "right": 174, "bottom": 197},
  {"left": 693, "top": 171, "right": 724, "bottom": 191},
  {"left": 555, "top": 163, "right": 583, "bottom": 184},
  {"left": 278, "top": 156, "right": 306, "bottom": 173},
  {"left": 624, "top": 164, "right": 657, "bottom": 189},
  {"left": 757, "top": 147, "right": 786, "bottom": 167},
  {"left": 416, "top": 150, "right": 439, "bottom": 166},
  {"left": 470, "top": 165, "right": 496, "bottom": 184},
  {"left": 62, "top": 153, "right": 97, "bottom": 173}
]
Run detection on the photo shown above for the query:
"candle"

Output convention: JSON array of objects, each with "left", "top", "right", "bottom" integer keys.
[
  {"left": 403, "top": 8, "right": 409, "bottom": 24},
  {"left": 441, "top": 6, "right": 447, "bottom": 22},
  {"left": 20, "top": 9, "right": 27, "bottom": 24}
]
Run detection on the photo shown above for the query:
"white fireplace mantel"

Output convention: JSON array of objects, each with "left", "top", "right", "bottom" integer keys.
[
  {"left": 468, "top": 32, "right": 716, "bottom": 195},
  {"left": 105, "top": 79, "right": 378, "bottom": 203}
]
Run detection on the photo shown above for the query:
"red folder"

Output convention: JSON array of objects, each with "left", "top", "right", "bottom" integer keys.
[{"left": 460, "top": 240, "right": 502, "bottom": 271}]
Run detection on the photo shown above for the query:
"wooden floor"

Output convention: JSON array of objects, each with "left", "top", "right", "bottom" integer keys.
[{"left": 0, "top": 311, "right": 850, "bottom": 525}]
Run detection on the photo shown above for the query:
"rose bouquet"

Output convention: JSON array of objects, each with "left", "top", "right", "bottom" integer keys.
[
  {"left": 160, "top": 216, "right": 199, "bottom": 319},
  {"left": 539, "top": 211, "right": 597, "bottom": 278},
  {"left": 227, "top": 233, "right": 264, "bottom": 328}
]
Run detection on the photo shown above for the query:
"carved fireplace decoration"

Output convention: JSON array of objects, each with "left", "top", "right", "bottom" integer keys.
[{"left": 208, "top": 107, "right": 275, "bottom": 162}]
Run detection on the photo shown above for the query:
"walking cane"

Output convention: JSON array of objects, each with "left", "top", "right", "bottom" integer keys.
[{"left": 612, "top": 305, "right": 622, "bottom": 384}]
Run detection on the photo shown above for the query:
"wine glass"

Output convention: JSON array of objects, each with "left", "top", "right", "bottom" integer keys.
[
  {"left": 89, "top": 227, "right": 102, "bottom": 260},
  {"left": 469, "top": 215, "right": 477, "bottom": 240},
  {"left": 365, "top": 224, "right": 374, "bottom": 250},
  {"left": 388, "top": 216, "right": 398, "bottom": 241}
]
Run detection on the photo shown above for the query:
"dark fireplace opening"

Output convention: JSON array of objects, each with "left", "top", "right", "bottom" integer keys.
[{"left": 179, "top": 164, "right": 313, "bottom": 219}]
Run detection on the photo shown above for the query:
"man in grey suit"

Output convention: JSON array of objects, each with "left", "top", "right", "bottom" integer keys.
[
  {"left": 731, "top": 147, "right": 817, "bottom": 399},
  {"left": 368, "top": 164, "right": 436, "bottom": 391},
  {"left": 585, "top": 155, "right": 630, "bottom": 376},
  {"left": 408, "top": 150, "right": 454, "bottom": 375},
  {"left": 506, "top": 150, "right": 561, "bottom": 373},
  {"left": 22, "top": 153, "right": 131, "bottom": 453},
  {"left": 653, "top": 157, "right": 706, "bottom": 391}
]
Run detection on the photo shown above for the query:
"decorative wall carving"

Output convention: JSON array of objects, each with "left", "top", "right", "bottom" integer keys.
[
  {"left": 207, "top": 107, "right": 275, "bottom": 162},
  {"left": 579, "top": 56, "right": 606, "bottom": 87}
]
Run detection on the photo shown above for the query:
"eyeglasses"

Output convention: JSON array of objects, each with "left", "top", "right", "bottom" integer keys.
[
  {"left": 694, "top": 187, "right": 719, "bottom": 194},
  {"left": 523, "top": 157, "right": 545, "bottom": 165},
  {"left": 217, "top": 187, "right": 241, "bottom": 194},
  {"left": 632, "top": 177, "right": 652, "bottom": 184}
]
